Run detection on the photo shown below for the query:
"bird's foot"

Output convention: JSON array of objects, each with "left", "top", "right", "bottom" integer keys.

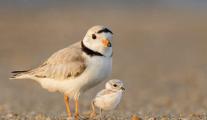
[
  {"left": 74, "top": 114, "right": 90, "bottom": 120},
  {"left": 66, "top": 116, "right": 81, "bottom": 120},
  {"left": 75, "top": 113, "right": 82, "bottom": 120},
  {"left": 90, "top": 112, "right": 97, "bottom": 119},
  {"left": 66, "top": 116, "right": 75, "bottom": 120}
]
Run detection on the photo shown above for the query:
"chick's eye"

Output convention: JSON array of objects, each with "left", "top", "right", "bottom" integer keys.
[
  {"left": 113, "top": 84, "right": 117, "bottom": 87},
  {"left": 92, "top": 34, "right": 96, "bottom": 39}
]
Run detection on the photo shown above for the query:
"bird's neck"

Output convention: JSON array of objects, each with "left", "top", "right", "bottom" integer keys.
[{"left": 81, "top": 41, "right": 104, "bottom": 57}]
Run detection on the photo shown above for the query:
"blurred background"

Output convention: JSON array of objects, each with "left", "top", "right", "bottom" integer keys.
[{"left": 1, "top": 0, "right": 207, "bottom": 115}]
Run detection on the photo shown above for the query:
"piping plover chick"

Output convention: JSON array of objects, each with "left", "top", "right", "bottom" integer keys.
[
  {"left": 11, "top": 25, "right": 113, "bottom": 119},
  {"left": 90, "top": 79, "right": 125, "bottom": 119}
]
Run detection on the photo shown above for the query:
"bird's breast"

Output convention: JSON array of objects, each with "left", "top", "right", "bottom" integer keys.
[
  {"left": 80, "top": 56, "right": 112, "bottom": 91},
  {"left": 94, "top": 91, "right": 122, "bottom": 110}
]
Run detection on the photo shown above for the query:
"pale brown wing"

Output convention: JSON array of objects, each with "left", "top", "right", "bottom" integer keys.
[{"left": 28, "top": 42, "right": 86, "bottom": 80}]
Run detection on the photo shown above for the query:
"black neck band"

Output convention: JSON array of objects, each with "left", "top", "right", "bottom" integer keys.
[{"left": 81, "top": 41, "right": 104, "bottom": 57}]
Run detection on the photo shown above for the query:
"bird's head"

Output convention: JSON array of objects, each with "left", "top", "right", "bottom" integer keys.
[
  {"left": 105, "top": 79, "right": 125, "bottom": 92},
  {"left": 82, "top": 25, "right": 113, "bottom": 57}
]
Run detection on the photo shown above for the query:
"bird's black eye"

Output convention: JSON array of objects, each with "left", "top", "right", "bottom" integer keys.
[
  {"left": 113, "top": 84, "right": 117, "bottom": 87},
  {"left": 92, "top": 34, "right": 96, "bottom": 39}
]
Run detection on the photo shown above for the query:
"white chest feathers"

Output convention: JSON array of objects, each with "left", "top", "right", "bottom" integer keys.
[
  {"left": 84, "top": 56, "right": 112, "bottom": 85},
  {"left": 94, "top": 90, "right": 122, "bottom": 110}
]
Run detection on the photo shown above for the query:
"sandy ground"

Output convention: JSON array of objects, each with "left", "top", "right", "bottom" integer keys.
[
  {"left": 0, "top": 109, "right": 207, "bottom": 120},
  {"left": 1, "top": 5, "right": 207, "bottom": 119}
]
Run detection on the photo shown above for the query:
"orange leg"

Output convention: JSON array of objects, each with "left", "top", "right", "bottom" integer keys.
[
  {"left": 64, "top": 95, "right": 72, "bottom": 118},
  {"left": 75, "top": 97, "right": 79, "bottom": 119}
]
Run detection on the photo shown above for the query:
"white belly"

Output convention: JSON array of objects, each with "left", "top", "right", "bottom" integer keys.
[
  {"left": 38, "top": 56, "right": 112, "bottom": 99},
  {"left": 94, "top": 91, "right": 122, "bottom": 110}
]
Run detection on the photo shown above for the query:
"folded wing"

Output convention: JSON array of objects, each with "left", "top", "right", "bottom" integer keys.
[{"left": 11, "top": 42, "right": 86, "bottom": 81}]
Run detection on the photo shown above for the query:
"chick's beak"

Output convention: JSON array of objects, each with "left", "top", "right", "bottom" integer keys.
[
  {"left": 102, "top": 39, "right": 112, "bottom": 47},
  {"left": 121, "top": 87, "right": 125, "bottom": 91}
]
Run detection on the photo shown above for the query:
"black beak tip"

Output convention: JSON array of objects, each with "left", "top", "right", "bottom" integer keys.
[
  {"left": 121, "top": 87, "right": 125, "bottom": 91},
  {"left": 108, "top": 42, "right": 112, "bottom": 47}
]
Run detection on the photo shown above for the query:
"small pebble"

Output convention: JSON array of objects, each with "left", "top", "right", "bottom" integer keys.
[
  {"left": 131, "top": 115, "right": 142, "bottom": 120},
  {"left": 148, "top": 117, "right": 157, "bottom": 120}
]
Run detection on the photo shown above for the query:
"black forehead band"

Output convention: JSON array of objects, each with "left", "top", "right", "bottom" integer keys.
[{"left": 97, "top": 28, "right": 113, "bottom": 34}]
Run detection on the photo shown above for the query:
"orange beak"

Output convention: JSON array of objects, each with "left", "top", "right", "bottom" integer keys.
[{"left": 102, "top": 39, "right": 111, "bottom": 47}]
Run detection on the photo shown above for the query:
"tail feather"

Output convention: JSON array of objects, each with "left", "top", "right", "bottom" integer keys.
[
  {"left": 11, "top": 70, "right": 28, "bottom": 74},
  {"left": 10, "top": 70, "right": 30, "bottom": 79}
]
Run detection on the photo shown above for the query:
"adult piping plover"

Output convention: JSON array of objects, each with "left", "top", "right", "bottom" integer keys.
[
  {"left": 90, "top": 79, "right": 125, "bottom": 119},
  {"left": 10, "top": 25, "right": 113, "bottom": 119}
]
